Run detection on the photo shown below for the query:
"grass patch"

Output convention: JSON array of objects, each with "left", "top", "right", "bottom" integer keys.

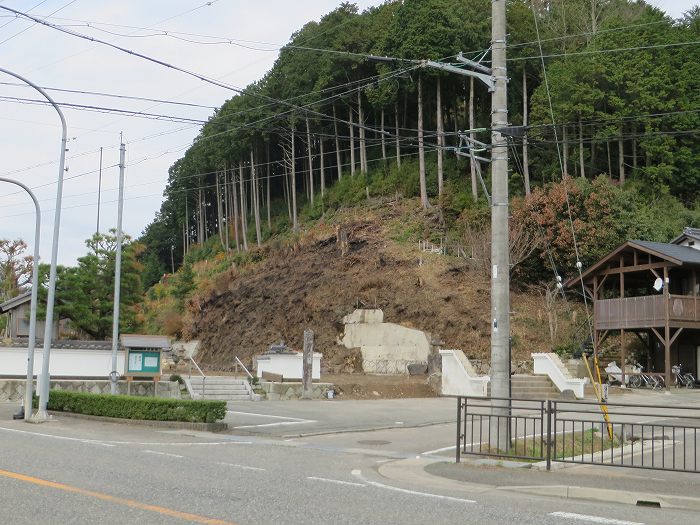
[{"left": 36, "top": 390, "right": 226, "bottom": 423}]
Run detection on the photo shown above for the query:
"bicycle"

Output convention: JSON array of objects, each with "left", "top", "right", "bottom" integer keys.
[
  {"left": 628, "top": 363, "right": 664, "bottom": 389},
  {"left": 672, "top": 364, "right": 696, "bottom": 389}
]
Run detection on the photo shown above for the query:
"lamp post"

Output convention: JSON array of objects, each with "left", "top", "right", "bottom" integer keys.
[
  {"left": 0, "top": 178, "right": 40, "bottom": 421},
  {"left": 0, "top": 68, "right": 68, "bottom": 421}
]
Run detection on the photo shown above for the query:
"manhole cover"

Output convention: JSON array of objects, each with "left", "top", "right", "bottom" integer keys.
[{"left": 357, "top": 440, "right": 391, "bottom": 446}]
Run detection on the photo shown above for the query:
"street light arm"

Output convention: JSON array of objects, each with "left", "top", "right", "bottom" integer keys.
[
  {"left": 0, "top": 67, "right": 68, "bottom": 421},
  {"left": 421, "top": 60, "right": 494, "bottom": 91},
  {"left": 0, "top": 177, "right": 41, "bottom": 421}
]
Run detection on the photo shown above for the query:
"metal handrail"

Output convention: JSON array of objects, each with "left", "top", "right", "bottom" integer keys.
[
  {"left": 234, "top": 356, "right": 253, "bottom": 379},
  {"left": 188, "top": 357, "right": 206, "bottom": 397}
]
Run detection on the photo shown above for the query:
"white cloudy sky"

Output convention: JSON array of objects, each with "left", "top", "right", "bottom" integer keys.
[{"left": 0, "top": 0, "right": 696, "bottom": 266}]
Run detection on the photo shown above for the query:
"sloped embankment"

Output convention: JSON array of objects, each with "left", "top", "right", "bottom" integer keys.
[{"left": 185, "top": 217, "right": 551, "bottom": 372}]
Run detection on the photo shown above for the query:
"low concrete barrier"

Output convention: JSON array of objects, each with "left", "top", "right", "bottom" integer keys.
[{"left": 0, "top": 379, "right": 180, "bottom": 402}]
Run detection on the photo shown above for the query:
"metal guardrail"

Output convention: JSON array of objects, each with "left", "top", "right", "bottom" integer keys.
[
  {"left": 456, "top": 396, "right": 546, "bottom": 463},
  {"left": 455, "top": 396, "right": 700, "bottom": 473}
]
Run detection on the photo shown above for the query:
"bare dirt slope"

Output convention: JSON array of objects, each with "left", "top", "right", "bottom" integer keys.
[{"left": 184, "top": 207, "right": 564, "bottom": 372}]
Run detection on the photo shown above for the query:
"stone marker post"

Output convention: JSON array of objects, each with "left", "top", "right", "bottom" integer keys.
[{"left": 302, "top": 329, "right": 314, "bottom": 399}]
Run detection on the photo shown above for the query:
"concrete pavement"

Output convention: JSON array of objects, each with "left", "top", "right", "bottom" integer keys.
[{"left": 1, "top": 390, "right": 699, "bottom": 524}]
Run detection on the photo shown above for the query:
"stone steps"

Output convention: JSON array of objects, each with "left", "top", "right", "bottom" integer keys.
[{"left": 187, "top": 376, "right": 251, "bottom": 401}]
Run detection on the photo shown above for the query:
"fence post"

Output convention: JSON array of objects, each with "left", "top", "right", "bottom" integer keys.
[
  {"left": 546, "top": 399, "right": 552, "bottom": 471},
  {"left": 456, "top": 397, "right": 462, "bottom": 463}
]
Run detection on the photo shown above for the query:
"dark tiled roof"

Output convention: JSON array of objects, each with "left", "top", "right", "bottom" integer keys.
[
  {"left": 0, "top": 291, "right": 32, "bottom": 313},
  {"left": 0, "top": 339, "right": 113, "bottom": 350},
  {"left": 630, "top": 240, "right": 700, "bottom": 265},
  {"left": 671, "top": 227, "right": 700, "bottom": 245}
]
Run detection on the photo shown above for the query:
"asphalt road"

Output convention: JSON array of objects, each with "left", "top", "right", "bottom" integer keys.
[{"left": 1, "top": 400, "right": 699, "bottom": 525}]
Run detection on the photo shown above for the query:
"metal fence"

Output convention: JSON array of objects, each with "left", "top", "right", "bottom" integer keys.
[{"left": 455, "top": 396, "right": 700, "bottom": 473}]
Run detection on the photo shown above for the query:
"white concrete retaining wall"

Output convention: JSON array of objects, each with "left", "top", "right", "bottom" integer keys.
[
  {"left": 0, "top": 347, "right": 126, "bottom": 377},
  {"left": 255, "top": 353, "right": 321, "bottom": 380},
  {"left": 439, "top": 349, "right": 489, "bottom": 396},
  {"left": 532, "top": 352, "right": 587, "bottom": 399},
  {"left": 341, "top": 320, "right": 431, "bottom": 374}
]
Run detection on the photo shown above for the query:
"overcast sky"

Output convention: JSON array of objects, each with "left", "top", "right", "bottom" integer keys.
[{"left": 0, "top": 0, "right": 696, "bottom": 267}]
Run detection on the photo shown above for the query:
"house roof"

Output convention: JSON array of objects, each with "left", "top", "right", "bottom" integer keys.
[
  {"left": 671, "top": 227, "right": 700, "bottom": 245},
  {"left": 565, "top": 240, "right": 700, "bottom": 288},
  {"left": 120, "top": 334, "right": 170, "bottom": 349},
  {"left": 0, "top": 291, "right": 32, "bottom": 313}
]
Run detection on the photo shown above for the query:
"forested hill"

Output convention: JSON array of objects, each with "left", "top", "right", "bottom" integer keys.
[{"left": 138, "top": 0, "right": 700, "bottom": 288}]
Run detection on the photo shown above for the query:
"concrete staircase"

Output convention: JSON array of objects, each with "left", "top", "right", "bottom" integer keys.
[
  {"left": 507, "top": 374, "right": 560, "bottom": 399},
  {"left": 187, "top": 376, "right": 251, "bottom": 401}
]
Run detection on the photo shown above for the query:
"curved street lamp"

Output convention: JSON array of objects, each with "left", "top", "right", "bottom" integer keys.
[
  {"left": 0, "top": 178, "right": 40, "bottom": 421},
  {"left": 0, "top": 68, "right": 68, "bottom": 421}
]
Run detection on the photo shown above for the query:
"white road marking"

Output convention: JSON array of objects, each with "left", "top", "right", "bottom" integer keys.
[
  {"left": 307, "top": 476, "right": 366, "bottom": 487},
  {"left": 218, "top": 462, "right": 266, "bottom": 472},
  {"left": 421, "top": 444, "right": 456, "bottom": 455},
  {"left": 549, "top": 512, "right": 644, "bottom": 525},
  {"left": 0, "top": 426, "right": 249, "bottom": 447},
  {"left": 351, "top": 470, "right": 475, "bottom": 503},
  {"left": 226, "top": 411, "right": 311, "bottom": 421},
  {"left": 143, "top": 450, "right": 184, "bottom": 459},
  {"left": 234, "top": 420, "right": 316, "bottom": 429}
]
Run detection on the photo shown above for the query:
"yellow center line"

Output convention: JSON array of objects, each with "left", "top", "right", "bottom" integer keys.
[{"left": 0, "top": 468, "right": 237, "bottom": 525}]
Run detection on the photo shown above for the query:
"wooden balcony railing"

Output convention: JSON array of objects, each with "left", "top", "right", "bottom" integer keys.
[{"left": 594, "top": 294, "right": 700, "bottom": 330}]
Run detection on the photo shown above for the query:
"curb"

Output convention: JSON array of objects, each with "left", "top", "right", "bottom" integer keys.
[
  {"left": 378, "top": 457, "right": 700, "bottom": 513},
  {"left": 501, "top": 485, "right": 700, "bottom": 512},
  {"left": 46, "top": 410, "right": 228, "bottom": 432}
]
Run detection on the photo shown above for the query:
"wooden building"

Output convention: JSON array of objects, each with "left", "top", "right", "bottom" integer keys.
[
  {"left": 0, "top": 291, "right": 58, "bottom": 340},
  {"left": 566, "top": 228, "right": 700, "bottom": 387}
]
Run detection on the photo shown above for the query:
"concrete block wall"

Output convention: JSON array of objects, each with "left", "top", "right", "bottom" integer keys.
[
  {"left": 259, "top": 381, "right": 334, "bottom": 401},
  {"left": 0, "top": 379, "right": 180, "bottom": 402}
]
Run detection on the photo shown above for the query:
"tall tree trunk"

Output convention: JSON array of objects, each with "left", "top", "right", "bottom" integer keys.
[
  {"left": 606, "top": 140, "right": 612, "bottom": 179},
  {"left": 216, "top": 172, "right": 224, "bottom": 249},
  {"left": 522, "top": 70, "right": 531, "bottom": 195},
  {"left": 333, "top": 104, "right": 342, "bottom": 180},
  {"left": 578, "top": 117, "right": 585, "bottom": 178},
  {"left": 562, "top": 125, "right": 569, "bottom": 178},
  {"left": 358, "top": 90, "right": 367, "bottom": 173},
  {"left": 305, "top": 118, "right": 314, "bottom": 205},
  {"left": 320, "top": 138, "right": 325, "bottom": 198},
  {"left": 239, "top": 162, "right": 248, "bottom": 251},
  {"left": 436, "top": 75, "right": 444, "bottom": 197},
  {"left": 223, "top": 169, "right": 230, "bottom": 252},
  {"left": 618, "top": 124, "right": 625, "bottom": 184},
  {"left": 418, "top": 73, "right": 428, "bottom": 209},
  {"left": 469, "top": 77, "right": 478, "bottom": 201},
  {"left": 282, "top": 150, "right": 291, "bottom": 222},
  {"left": 632, "top": 129, "right": 637, "bottom": 173},
  {"left": 231, "top": 166, "right": 240, "bottom": 252},
  {"left": 266, "top": 142, "right": 271, "bottom": 230},
  {"left": 291, "top": 128, "right": 298, "bottom": 231},
  {"left": 185, "top": 195, "right": 190, "bottom": 253},
  {"left": 251, "top": 149, "right": 262, "bottom": 246},
  {"left": 349, "top": 103, "right": 356, "bottom": 176},
  {"left": 394, "top": 99, "right": 401, "bottom": 168},
  {"left": 381, "top": 108, "right": 386, "bottom": 162}
]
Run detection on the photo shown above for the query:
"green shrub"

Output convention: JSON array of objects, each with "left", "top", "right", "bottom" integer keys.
[{"left": 42, "top": 390, "right": 226, "bottom": 423}]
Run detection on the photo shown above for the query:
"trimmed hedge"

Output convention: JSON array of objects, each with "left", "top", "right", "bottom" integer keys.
[{"left": 42, "top": 390, "right": 226, "bottom": 423}]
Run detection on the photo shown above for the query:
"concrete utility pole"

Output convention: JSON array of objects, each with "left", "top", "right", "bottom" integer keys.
[
  {"left": 110, "top": 140, "right": 126, "bottom": 395},
  {"left": 489, "top": 0, "right": 511, "bottom": 450}
]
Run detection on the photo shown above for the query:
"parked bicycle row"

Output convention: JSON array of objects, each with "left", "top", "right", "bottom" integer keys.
[{"left": 605, "top": 362, "right": 697, "bottom": 389}]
